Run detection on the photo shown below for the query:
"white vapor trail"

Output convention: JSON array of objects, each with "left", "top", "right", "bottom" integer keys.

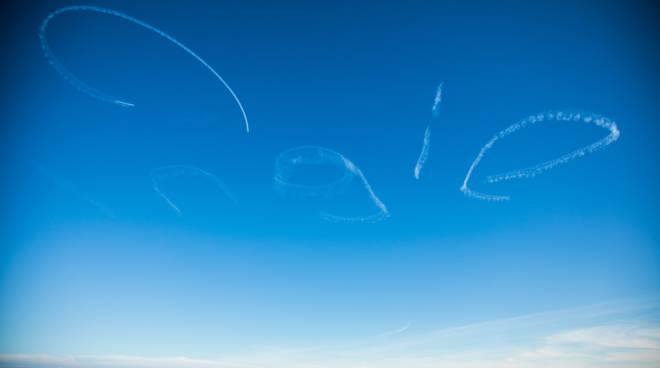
[
  {"left": 39, "top": 5, "right": 250, "bottom": 132},
  {"left": 319, "top": 155, "right": 390, "bottom": 224},
  {"left": 413, "top": 125, "right": 431, "bottom": 180},
  {"left": 33, "top": 163, "right": 116, "bottom": 219},
  {"left": 151, "top": 165, "right": 238, "bottom": 216},
  {"left": 461, "top": 110, "right": 620, "bottom": 201},
  {"left": 414, "top": 82, "right": 443, "bottom": 179},
  {"left": 274, "top": 145, "right": 389, "bottom": 223},
  {"left": 431, "top": 82, "right": 443, "bottom": 117}
]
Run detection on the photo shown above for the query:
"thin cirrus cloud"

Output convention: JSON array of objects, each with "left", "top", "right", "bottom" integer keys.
[
  {"left": 2, "top": 300, "right": 658, "bottom": 368},
  {"left": 376, "top": 321, "right": 412, "bottom": 338}
]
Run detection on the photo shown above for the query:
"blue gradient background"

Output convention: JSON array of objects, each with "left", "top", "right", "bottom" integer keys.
[{"left": 1, "top": 0, "right": 659, "bottom": 360}]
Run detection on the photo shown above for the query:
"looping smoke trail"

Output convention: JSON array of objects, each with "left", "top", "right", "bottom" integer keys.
[
  {"left": 151, "top": 165, "right": 238, "bottom": 216},
  {"left": 39, "top": 5, "right": 250, "bottom": 132},
  {"left": 414, "top": 83, "right": 443, "bottom": 179},
  {"left": 274, "top": 145, "right": 390, "bottom": 223},
  {"left": 461, "top": 110, "right": 620, "bottom": 201}
]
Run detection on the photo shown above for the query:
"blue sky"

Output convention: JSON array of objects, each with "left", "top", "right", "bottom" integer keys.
[{"left": 1, "top": 1, "right": 660, "bottom": 367}]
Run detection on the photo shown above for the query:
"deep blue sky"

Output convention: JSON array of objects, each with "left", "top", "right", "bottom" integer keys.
[{"left": 1, "top": 1, "right": 660, "bottom": 366}]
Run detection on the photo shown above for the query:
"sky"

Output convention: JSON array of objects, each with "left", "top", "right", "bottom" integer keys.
[{"left": 1, "top": 1, "right": 660, "bottom": 367}]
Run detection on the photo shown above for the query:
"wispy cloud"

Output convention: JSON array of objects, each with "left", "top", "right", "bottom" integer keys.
[
  {"left": 2, "top": 300, "right": 659, "bottom": 368},
  {"left": 377, "top": 321, "right": 412, "bottom": 338},
  {"left": 548, "top": 324, "right": 660, "bottom": 349}
]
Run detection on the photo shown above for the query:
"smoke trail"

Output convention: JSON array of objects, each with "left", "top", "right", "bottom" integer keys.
[
  {"left": 414, "top": 83, "right": 443, "bottom": 179},
  {"left": 413, "top": 125, "right": 431, "bottom": 180},
  {"left": 460, "top": 110, "right": 620, "bottom": 201},
  {"left": 431, "top": 82, "right": 443, "bottom": 118},
  {"left": 274, "top": 146, "right": 389, "bottom": 223},
  {"left": 39, "top": 5, "right": 250, "bottom": 132},
  {"left": 151, "top": 165, "right": 238, "bottom": 216},
  {"left": 33, "top": 163, "right": 116, "bottom": 219}
]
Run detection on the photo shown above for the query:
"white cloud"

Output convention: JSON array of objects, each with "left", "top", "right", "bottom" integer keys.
[
  {"left": 2, "top": 301, "right": 659, "bottom": 368},
  {"left": 548, "top": 324, "right": 660, "bottom": 350}
]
